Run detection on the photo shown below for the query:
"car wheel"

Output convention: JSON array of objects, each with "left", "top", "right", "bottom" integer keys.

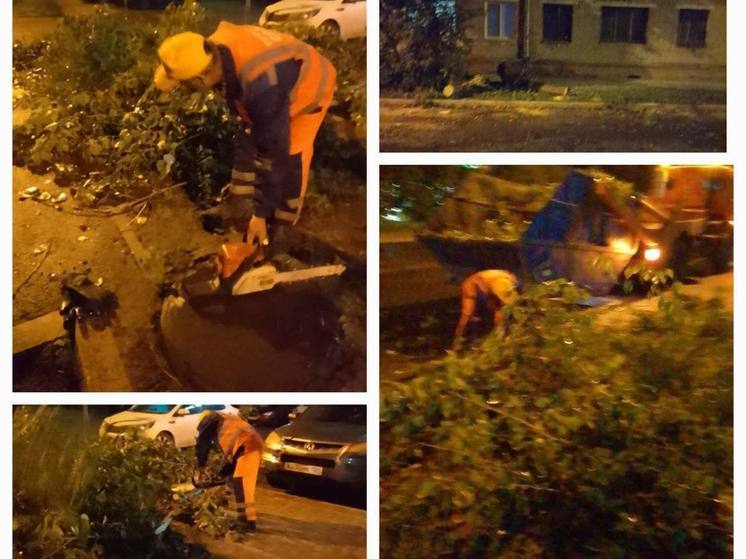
[
  {"left": 319, "top": 20, "right": 341, "bottom": 38},
  {"left": 155, "top": 431, "right": 175, "bottom": 446}
]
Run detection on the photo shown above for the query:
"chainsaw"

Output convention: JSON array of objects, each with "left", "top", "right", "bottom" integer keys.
[
  {"left": 155, "top": 472, "right": 228, "bottom": 535},
  {"left": 180, "top": 240, "right": 346, "bottom": 299}
]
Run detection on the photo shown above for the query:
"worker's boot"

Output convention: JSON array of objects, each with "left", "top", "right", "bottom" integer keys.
[
  {"left": 233, "top": 517, "right": 256, "bottom": 533},
  {"left": 201, "top": 194, "right": 254, "bottom": 234}
]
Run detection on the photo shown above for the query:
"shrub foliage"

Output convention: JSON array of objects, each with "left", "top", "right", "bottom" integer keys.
[
  {"left": 13, "top": 1, "right": 365, "bottom": 206},
  {"left": 381, "top": 282, "right": 733, "bottom": 557},
  {"left": 380, "top": 0, "right": 471, "bottom": 92},
  {"left": 13, "top": 406, "right": 224, "bottom": 558}
]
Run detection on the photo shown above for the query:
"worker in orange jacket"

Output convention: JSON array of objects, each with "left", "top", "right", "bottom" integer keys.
[
  {"left": 154, "top": 22, "right": 336, "bottom": 248},
  {"left": 195, "top": 411, "right": 264, "bottom": 532},
  {"left": 453, "top": 269, "right": 519, "bottom": 349}
]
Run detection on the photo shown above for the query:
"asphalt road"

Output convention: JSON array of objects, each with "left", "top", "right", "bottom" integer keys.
[{"left": 380, "top": 102, "right": 726, "bottom": 152}]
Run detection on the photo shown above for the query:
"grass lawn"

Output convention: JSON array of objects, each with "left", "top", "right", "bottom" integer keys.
[
  {"left": 473, "top": 82, "right": 726, "bottom": 105},
  {"left": 13, "top": 0, "right": 62, "bottom": 17},
  {"left": 388, "top": 80, "right": 726, "bottom": 106}
]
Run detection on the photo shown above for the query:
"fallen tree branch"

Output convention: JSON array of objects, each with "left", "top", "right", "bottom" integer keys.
[
  {"left": 74, "top": 182, "right": 187, "bottom": 216},
  {"left": 14, "top": 239, "right": 52, "bottom": 296},
  {"left": 27, "top": 183, "right": 186, "bottom": 217},
  {"left": 126, "top": 201, "right": 149, "bottom": 226}
]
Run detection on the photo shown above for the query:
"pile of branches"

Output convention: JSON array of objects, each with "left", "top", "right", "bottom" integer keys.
[{"left": 381, "top": 282, "right": 733, "bottom": 557}]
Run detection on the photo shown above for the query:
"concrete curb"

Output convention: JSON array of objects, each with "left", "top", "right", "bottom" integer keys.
[
  {"left": 381, "top": 97, "right": 726, "bottom": 114},
  {"left": 13, "top": 311, "right": 67, "bottom": 355}
]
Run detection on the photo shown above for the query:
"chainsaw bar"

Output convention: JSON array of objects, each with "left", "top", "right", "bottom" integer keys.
[
  {"left": 231, "top": 263, "right": 346, "bottom": 296},
  {"left": 181, "top": 259, "right": 345, "bottom": 300}
]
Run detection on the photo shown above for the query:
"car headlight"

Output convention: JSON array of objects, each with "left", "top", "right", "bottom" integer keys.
[
  {"left": 262, "top": 431, "right": 283, "bottom": 463},
  {"left": 345, "top": 442, "right": 367, "bottom": 457},
  {"left": 295, "top": 9, "right": 321, "bottom": 19},
  {"left": 139, "top": 421, "right": 155, "bottom": 431},
  {"left": 265, "top": 430, "right": 282, "bottom": 450},
  {"left": 644, "top": 246, "right": 661, "bottom": 262}
]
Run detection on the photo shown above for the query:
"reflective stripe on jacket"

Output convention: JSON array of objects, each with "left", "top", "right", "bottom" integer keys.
[
  {"left": 209, "top": 22, "right": 335, "bottom": 218},
  {"left": 210, "top": 22, "right": 334, "bottom": 119}
]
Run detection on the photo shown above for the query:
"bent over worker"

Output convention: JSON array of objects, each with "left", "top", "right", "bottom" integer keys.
[
  {"left": 195, "top": 410, "right": 264, "bottom": 532},
  {"left": 453, "top": 269, "right": 519, "bottom": 350},
  {"left": 153, "top": 22, "right": 336, "bottom": 247}
]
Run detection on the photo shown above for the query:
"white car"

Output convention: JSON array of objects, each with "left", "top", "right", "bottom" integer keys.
[
  {"left": 259, "top": 0, "right": 366, "bottom": 40},
  {"left": 99, "top": 405, "right": 240, "bottom": 448}
]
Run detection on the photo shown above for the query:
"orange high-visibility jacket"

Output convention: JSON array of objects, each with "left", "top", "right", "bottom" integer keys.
[
  {"left": 208, "top": 22, "right": 335, "bottom": 219},
  {"left": 217, "top": 413, "right": 264, "bottom": 462},
  {"left": 196, "top": 412, "right": 263, "bottom": 468}
]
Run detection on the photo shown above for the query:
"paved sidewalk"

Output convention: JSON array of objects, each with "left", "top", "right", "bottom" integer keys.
[{"left": 174, "top": 485, "right": 367, "bottom": 559}]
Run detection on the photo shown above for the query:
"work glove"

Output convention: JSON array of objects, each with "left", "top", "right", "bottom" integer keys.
[{"left": 200, "top": 190, "right": 254, "bottom": 233}]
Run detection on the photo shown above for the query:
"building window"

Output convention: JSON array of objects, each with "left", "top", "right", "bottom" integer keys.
[
  {"left": 485, "top": 1, "right": 516, "bottom": 39},
  {"left": 678, "top": 9, "right": 708, "bottom": 48},
  {"left": 543, "top": 3, "right": 573, "bottom": 43},
  {"left": 600, "top": 6, "right": 649, "bottom": 44}
]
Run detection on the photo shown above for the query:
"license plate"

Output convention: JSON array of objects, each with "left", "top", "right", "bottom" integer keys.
[{"left": 284, "top": 462, "right": 323, "bottom": 476}]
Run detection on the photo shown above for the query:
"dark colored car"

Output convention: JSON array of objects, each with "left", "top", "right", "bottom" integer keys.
[
  {"left": 262, "top": 405, "right": 366, "bottom": 489},
  {"left": 246, "top": 405, "right": 297, "bottom": 428}
]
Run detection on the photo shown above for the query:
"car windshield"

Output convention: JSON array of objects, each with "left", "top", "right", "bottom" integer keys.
[
  {"left": 299, "top": 405, "right": 366, "bottom": 424},
  {"left": 130, "top": 405, "right": 174, "bottom": 414}
]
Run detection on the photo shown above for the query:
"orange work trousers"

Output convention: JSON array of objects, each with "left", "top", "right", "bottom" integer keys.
[
  {"left": 275, "top": 66, "right": 336, "bottom": 225},
  {"left": 231, "top": 448, "right": 261, "bottom": 522}
]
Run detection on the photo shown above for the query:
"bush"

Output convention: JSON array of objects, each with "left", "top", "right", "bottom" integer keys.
[
  {"left": 13, "top": 1, "right": 365, "bottom": 206},
  {"left": 14, "top": 407, "right": 214, "bottom": 558},
  {"left": 381, "top": 283, "right": 733, "bottom": 558},
  {"left": 381, "top": 0, "right": 471, "bottom": 92}
]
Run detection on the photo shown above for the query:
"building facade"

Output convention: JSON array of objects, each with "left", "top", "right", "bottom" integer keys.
[{"left": 459, "top": 0, "right": 726, "bottom": 80}]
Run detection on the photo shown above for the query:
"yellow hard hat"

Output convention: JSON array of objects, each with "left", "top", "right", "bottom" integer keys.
[{"left": 154, "top": 32, "right": 213, "bottom": 93}]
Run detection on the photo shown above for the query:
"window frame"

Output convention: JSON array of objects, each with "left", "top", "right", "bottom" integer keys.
[
  {"left": 484, "top": 0, "right": 518, "bottom": 41},
  {"left": 677, "top": 8, "right": 709, "bottom": 49},
  {"left": 542, "top": 2, "right": 574, "bottom": 44},
  {"left": 599, "top": 6, "right": 650, "bottom": 44}
]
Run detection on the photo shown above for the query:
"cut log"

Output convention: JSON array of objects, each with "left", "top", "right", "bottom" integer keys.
[
  {"left": 442, "top": 84, "right": 459, "bottom": 98},
  {"left": 539, "top": 84, "right": 569, "bottom": 96}
]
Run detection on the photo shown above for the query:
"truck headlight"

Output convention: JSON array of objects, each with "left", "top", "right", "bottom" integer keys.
[
  {"left": 644, "top": 246, "right": 661, "bottom": 262},
  {"left": 610, "top": 238, "right": 637, "bottom": 256}
]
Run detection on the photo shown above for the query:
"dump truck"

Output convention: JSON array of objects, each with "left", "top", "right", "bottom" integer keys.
[{"left": 419, "top": 167, "right": 733, "bottom": 295}]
